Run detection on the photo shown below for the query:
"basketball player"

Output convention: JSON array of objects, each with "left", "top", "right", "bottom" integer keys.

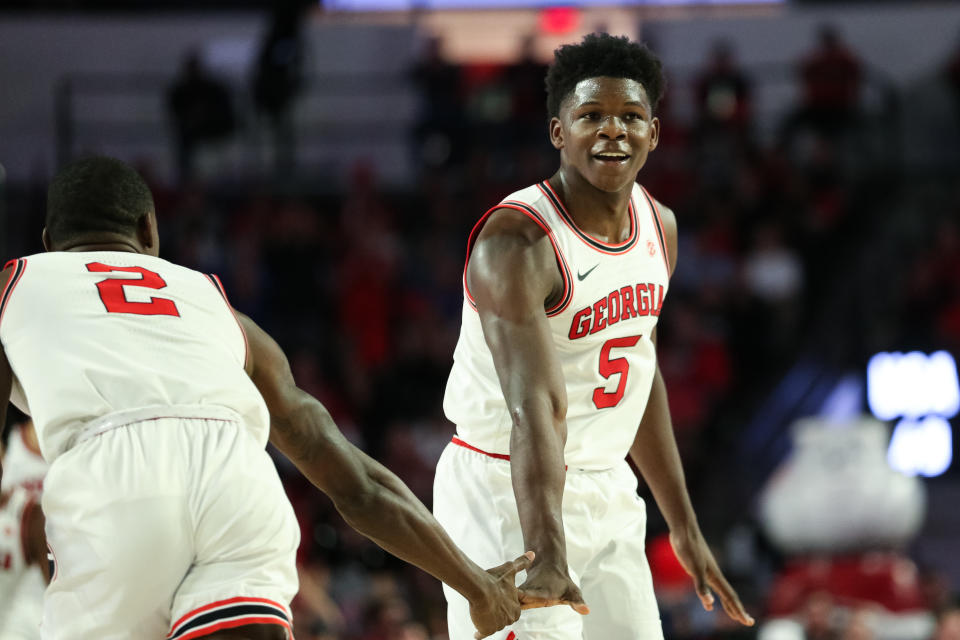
[
  {"left": 0, "top": 156, "right": 540, "bottom": 640},
  {"left": 434, "top": 33, "right": 755, "bottom": 639},
  {"left": 0, "top": 419, "right": 47, "bottom": 639}
]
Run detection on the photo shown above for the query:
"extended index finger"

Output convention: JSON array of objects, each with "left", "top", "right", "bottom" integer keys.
[
  {"left": 707, "top": 567, "right": 754, "bottom": 626},
  {"left": 504, "top": 550, "right": 535, "bottom": 577}
]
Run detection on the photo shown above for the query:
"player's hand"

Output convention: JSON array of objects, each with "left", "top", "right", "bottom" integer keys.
[
  {"left": 470, "top": 551, "right": 535, "bottom": 639},
  {"left": 669, "top": 524, "right": 755, "bottom": 627},
  {"left": 516, "top": 561, "right": 590, "bottom": 615}
]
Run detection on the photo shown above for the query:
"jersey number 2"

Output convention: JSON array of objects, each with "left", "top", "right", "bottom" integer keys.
[
  {"left": 86, "top": 262, "right": 180, "bottom": 317},
  {"left": 593, "top": 335, "right": 641, "bottom": 410}
]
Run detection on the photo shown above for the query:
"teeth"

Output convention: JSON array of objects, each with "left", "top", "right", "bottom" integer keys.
[{"left": 596, "top": 154, "right": 627, "bottom": 160}]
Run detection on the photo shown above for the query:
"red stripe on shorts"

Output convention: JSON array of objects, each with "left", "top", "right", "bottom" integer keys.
[
  {"left": 168, "top": 597, "right": 289, "bottom": 637},
  {"left": 177, "top": 617, "right": 292, "bottom": 640}
]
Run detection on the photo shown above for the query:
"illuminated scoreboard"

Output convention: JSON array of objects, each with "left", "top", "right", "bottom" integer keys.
[{"left": 868, "top": 351, "right": 959, "bottom": 477}]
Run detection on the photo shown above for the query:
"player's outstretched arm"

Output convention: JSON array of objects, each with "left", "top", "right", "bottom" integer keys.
[
  {"left": 628, "top": 203, "right": 753, "bottom": 627},
  {"left": 236, "top": 312, "right": 531, "bottom": 639},
  {"left": 468, "top": 210, "right": 588, "bottom": 615}
]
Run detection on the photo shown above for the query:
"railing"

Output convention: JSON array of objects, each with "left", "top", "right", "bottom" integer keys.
[
  {"left": 53, "top": 62, "right": 903, "bottom": 185},
  {"left": 54, "top": 70, "right": 417, "bottom": 185}
]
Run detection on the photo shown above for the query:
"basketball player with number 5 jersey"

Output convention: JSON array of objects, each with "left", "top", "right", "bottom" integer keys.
[
  {"left": 0, "top": 156, "right": 549, "bottom": 640},
  {"left": 434, "top": 34, "right": 755, "bottom": 639}
]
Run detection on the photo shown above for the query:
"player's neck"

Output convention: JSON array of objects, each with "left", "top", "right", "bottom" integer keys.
[
  {"left": 548, "top": 171, "right": 633, "bottom": 244},
  {"left": 57, "top": 238, "right": 143, "bottom": 254}
]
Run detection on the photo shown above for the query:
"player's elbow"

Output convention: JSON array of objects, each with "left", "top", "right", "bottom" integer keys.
[
  {"left": 333, "top": 479, "right": 381, "bottom": 528},
  {"left": 509, "top": 392, "right": 567, "bottom": 433}
]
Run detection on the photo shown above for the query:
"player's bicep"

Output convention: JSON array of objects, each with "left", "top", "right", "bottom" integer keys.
[
  {"left": 236, "top": 312, "right": 298, "bottom": 415},
  {"left": 468, "top": 227, "right": 567, "bottom": 420},
  {"left": 235, "top": 311, "right": 373, "bottom": 498}
]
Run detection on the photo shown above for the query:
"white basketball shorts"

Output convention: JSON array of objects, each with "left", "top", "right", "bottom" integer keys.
[
  {"left": 40, "top": 410, "right": 300, "bottom": 640},
  {"left": 433, "top": 438, "right": 664, "bottom": 640}
]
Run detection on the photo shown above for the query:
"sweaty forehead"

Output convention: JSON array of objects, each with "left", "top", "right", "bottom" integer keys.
[{"left": 563, "top": 77, "right": 650, "bottom": 112}]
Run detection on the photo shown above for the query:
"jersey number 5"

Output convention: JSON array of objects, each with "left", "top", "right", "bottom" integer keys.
[
  {"left": 86, "top": 262, "right": 181, "bottom": 317},
  {"left": 593, "top": 335, "right": 641, "bottom": 409}
]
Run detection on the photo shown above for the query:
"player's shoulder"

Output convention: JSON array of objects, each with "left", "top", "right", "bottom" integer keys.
[
  {"left": 0, "top": 255, "right": 34, "bottom": 295},
  {"left": 635, "top": 183, "right": 676, "bottom": 228},
  {"left": 483, "top": 183, "right": 554, "bottom": 245}
]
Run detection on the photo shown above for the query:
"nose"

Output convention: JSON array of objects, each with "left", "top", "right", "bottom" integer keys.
[{"left": 597, "top": 115, "right": 627, "bottom": 140}]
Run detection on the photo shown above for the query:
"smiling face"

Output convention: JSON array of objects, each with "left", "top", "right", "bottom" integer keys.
[{"left": 550, "top": 76, "right": 660, "bottom": 194}]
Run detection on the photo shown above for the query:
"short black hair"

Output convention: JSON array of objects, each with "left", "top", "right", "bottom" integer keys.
[
  {"left": 46, "top": 156, "right": 154, "bottom": 247},
  {"left": 545, "top": 33, "right": 665, "bottom": 118}
]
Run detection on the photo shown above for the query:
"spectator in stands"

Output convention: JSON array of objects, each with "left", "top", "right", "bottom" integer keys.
[
  {"left": 504, "top": 34, "right": 549, "bottom": 149},
  {"left": 252, "top": 0, "right": 307, "bottom": 175},
  {"left": 166, "top": 50, "right": 235, "bottom": 182},
  {"left": 695, "top": 39, "right": 751, "bottom": 134},
  {"left": 411, "top": 36, "right": 467, "bottom": 169},
  {"left": 781, "top": 25, "right": 863, "bottom": 146}
]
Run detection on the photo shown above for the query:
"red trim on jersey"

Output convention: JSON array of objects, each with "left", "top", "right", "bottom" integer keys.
[
  {"left": 205, "top": 274, "right": 250, "bottom": 371},
  {"left": 451, "top": 436, "right": 511, "bottom": 461},
  {"left": 177, "top": 617, "right": 292, "bottom": 640},
  {"left": 537, "top": 182, "right": 639, "bottom": 255},
  {"left": 19, "top": 424, "right": 42, "bottom": 457},
  {"left": 451, "top": 437, "right": 567, "bottom": 469},
  {"left": 507, "top": 632, "right": 517, "bottom": 640},
  {"left": 462, "top": 202, "right": 573, "bottom": 317},
  {"left": 0, "top": 258, "right": 27, "bottom": 328},
  {"left": 640, "top": 186, "right": 671, "bottom": 278}
]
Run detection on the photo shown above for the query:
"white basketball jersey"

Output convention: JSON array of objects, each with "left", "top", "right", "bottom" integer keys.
[
  {"left": 1, "top": 423, "right": 47, "bottom": 493},
  {"left": 444, "top": 181, "right": 670, "bottom": 470},
  {"left": 0, "top": 251, "right": 269, "bottom": 464}
]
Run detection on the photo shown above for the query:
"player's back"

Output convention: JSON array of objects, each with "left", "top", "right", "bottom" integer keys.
[{"left": 0, "top": 251, "right": 268, "bottom": 464}]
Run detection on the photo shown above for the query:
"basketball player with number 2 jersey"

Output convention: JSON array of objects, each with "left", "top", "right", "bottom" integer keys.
[
  {"left": 434, "top": 34, "right": 754, "bottom": 640},
  {"left": 0, "top": 157, "right": 540, "bottom": 640},
  {"left": 1, "top": 249, "right": 301, "bottom": 640}
]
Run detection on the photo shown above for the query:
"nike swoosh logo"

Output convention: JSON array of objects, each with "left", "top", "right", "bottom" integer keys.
[{"left": 577, "top": 264, "right": 599, "bottom": 281}]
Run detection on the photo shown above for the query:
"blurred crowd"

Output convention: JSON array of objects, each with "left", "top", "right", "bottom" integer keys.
[{"left": 4, "top": 23, "right": 960, "bottom": 640}]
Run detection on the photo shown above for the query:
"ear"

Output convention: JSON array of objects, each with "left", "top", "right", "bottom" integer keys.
[
  {"left": 648, "top": 117, "right": 661, "bottom": 153},
  {"left": 41, "top": 229, "right": 52, "bottom": 252},
  {"left": 549, "top": 116, "right": 564, "bottom": 151},
  {"left": 137, "top": 212, "right": 156, "bottom": 251}
]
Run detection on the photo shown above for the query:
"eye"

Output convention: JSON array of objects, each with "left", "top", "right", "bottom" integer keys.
[
  {"left": 581, "top": 111, "right": 601, "bottom": 120},
  {"left": 623, "top": 112, "right": 644, "bottom": 122}
]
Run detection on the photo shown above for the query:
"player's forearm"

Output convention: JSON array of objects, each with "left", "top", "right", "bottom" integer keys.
[
  {"left": 271, "top": 398, "right": 491, "bottom": 603},
  {"left": 509, "top": 395, "right": 569, "bottom": 566},
  {"left": 337, "top": 457, "right": 493, "bottom": 603},
  {"left": 628, "top": 365, "right": 697, "bottom": 531}
]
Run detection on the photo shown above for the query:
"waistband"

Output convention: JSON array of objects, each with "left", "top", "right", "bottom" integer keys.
[
  {"left": 451, "top": 436, "right": 571, "bottom": 471},
  {"left": 77, "top": 404, "right": 242, "bottom": 445}
]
